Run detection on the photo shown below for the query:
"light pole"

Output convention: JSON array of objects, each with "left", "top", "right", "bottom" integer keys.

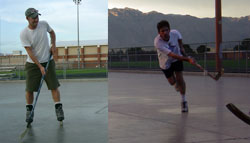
[
  {"left": 215, "top": 0, "right": 222, "bottom": 73},
  {"left": 73, "top": 0, "right": 81, "bottom": 69}
]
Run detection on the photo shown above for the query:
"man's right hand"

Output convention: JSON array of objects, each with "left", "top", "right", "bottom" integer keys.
[
  {"left": 39, "top": 66, "right": 46, "bottom": 76},
  {"left": 25, "top": 47, "right": 46, "bottom": 75},
  {"left": 188, "top": 57, "right": 196, "bottom": 65}
]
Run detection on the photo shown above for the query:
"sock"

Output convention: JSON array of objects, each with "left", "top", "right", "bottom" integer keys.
[
  {"left": 26, "top": 104, "right": 33, "bottom": 110},
  {"left": 181, "top": 94, "right": 187, "bottom": 102},
  {"left": 55, "top": 102, "right": 62, "bottom": 109},
  {"left": 54, "top": 102, "right": 61, "bottom": 105}
]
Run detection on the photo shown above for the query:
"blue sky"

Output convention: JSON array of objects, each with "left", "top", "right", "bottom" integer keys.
[
  {"left": 1, "top": 0, "right": 249, "bottom": 54},
  {"left": 0, "top": 0, "right": 108, "bottom": 54},
  {"left": 109, "top": 0, "right": 250, "bottom": 18}
]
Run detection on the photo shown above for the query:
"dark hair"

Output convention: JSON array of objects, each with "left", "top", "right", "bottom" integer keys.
[{"left": 157, "top": 20, "right": 170, "bottom": 32}]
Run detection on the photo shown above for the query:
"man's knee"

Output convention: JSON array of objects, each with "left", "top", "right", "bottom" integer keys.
[
  {"left": 26, "top": 91, "right": 33, "bottom": 96},
  {"left": 51, "top": 88, "right": 59, "bottom": 92},
  {"left": 167, "top": 77, "right": 176, "bottom": 85}
]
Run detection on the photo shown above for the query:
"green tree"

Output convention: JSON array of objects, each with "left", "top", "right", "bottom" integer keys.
[
  {"left": 233, "top": 38, "right": 250, "bottom": 51},
  {"left": 109, "top": 49, "right": 115, "bottom": 54},
  {"left": 233, "top": 45, "right": 242, "bottom": 51},
  {"left": 196, "top": 45, "right": 210, "bottom": 53},
  {"left": 183, "top": 44, "right": 195, "bottom": 54},
  {"left": 241, "top": 38, "right": 250, "bottom": 50}
]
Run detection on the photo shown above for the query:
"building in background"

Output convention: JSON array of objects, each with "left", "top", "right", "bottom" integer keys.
[
  {"left": 12, "top": 50, "right": 22, "bottom": 55},
  {"left": 0, "top": 40, "right": 108, "bottom": 69}
]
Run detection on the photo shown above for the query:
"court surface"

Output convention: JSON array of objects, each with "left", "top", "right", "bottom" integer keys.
[
  {"left": 109, "top": 72, "right": 250, "bottom": 143},
  {"left": 0, "top": 79, "right": 108, "bottom": 143}
]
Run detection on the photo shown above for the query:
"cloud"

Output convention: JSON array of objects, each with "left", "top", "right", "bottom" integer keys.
[
  {"left": 0, "top": 0, "right": 108, "bottom": 53},
  {"left": 0, "top": 0, "right": 107, "bottom": 23}
]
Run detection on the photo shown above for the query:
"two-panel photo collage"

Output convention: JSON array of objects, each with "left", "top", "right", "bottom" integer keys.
[{"left": 0, "top": 0, "right": 250, "bottom": 143}]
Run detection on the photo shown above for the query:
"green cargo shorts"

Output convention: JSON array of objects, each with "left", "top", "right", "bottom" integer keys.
[{"left": 25, "top": 59, "right": 60, "bottom": 92}]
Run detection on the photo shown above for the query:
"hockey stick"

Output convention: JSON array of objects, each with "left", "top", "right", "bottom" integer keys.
[
  {"left": 226, "top": 103, "right": 250, "bottom": 126},
  {"left": 194, "top": 63, "right": 224, "bottom": 81},
  {"left": 20, "top": 53, "right": 52, "bottom": 141}
]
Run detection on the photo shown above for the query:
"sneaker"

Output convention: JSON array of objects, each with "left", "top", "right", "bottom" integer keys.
[
  {"left": 55, "top": 103, "right": 64, "bottom": 121},
  {"left": 181, "top": 101, "right": 188, "bottom": 112},
  {"left": 174, "top": 83, "right": 180, "bottom": 92},
  {"left": 26, "top": 105, "right": 34, "bottom": 123}
]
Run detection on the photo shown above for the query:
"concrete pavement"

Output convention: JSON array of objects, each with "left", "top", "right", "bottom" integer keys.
[
  {"left": 1, "top": 72, "right": 250, "bottom": 143},
  {"left": 0, "top": 80, "right": 108, "bottom": 143},
  {"left": 108, "top": 72, "right": 250, "bottom": 143}
]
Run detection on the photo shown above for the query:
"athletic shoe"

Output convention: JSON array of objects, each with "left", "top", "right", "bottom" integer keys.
[
  {"left": 55, "top": 103, "right": 64, "bottom": 121},
  {"left": 174, "top": 83, "right": 180, "bottom": 92},
  {"left": 26, "top": 105, "right": 34, "bottom": 123},
  {"left": 181, "top": 101, "right": 188, "bottom": 112}
]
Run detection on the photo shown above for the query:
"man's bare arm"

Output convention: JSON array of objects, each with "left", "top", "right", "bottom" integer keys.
[
  {"left": 49, "top": 30, "right": 56, "bottom": 55},
  {"left": 178, "top": 39, "right": 187, "bottom": 57},
  {"left": 168, "top": 52, "right": 195, "bottom": 65},
  {"left": 25, "top": 47, "right": 46, "bottom": 75}
]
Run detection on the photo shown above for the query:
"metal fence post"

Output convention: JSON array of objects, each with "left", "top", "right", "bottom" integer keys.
[
  {"left": 127, "top": 50, "right": 129, "bottom": 69},
  {"left": 119, "top": 53, "right": 121, "bottom": 69},
  {"left": 246, "top": 46, "right": 248, "bottom": 73},
  {"left": 128, "top": 53, "right": 130, "bottom": 69},
  {"left": 99, "top": 53, "right": 101, "bottom": 69},
  {"left": 204, "top": 43, "right": 207, "bottom": 75},
  {"left": 19, "top": 56, "right": 21, "bottom": 80},
  {"left": 238, "top": 41, "right": 240, "bottom": 72},
  {"left": 150, "top": 54, "right": 152, "bottom": 69},
  {"left": 63, "top": 56, "right": 66, "bottom": 79},
  {"left": 109, "top": 55, "right": 111, "bottom": 69}
]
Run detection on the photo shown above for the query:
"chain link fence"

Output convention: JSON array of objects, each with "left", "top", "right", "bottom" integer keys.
[
  {"left": 108, "top": 41, "right": 250, "bottom": 73},
  {"left": 0, "top": 55, "right": 107, "bottom": 80}
]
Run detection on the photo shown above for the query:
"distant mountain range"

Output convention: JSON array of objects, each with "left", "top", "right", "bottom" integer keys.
[{"left": 109, "top": 8, "right": 250, "bottom": 49}]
